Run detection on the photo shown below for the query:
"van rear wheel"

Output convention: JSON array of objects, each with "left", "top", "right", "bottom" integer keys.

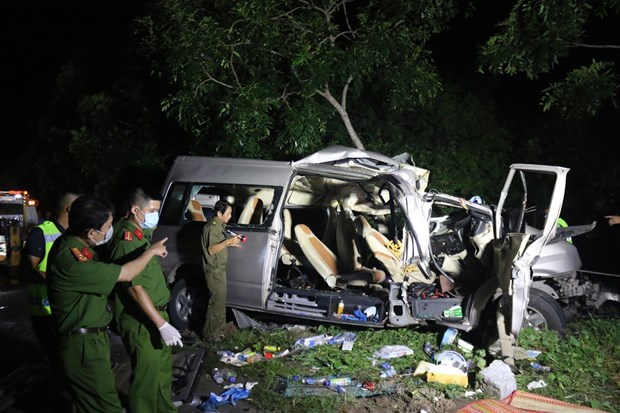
[{"left": 169, "top": 278, "right": 207, "bottom": 331}]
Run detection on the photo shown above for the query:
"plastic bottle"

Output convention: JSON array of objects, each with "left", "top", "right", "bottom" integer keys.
[
  {"left": 380, "top": 362, "right": 397, "bottom": 378},
  {"left": 263, "top": 345, "right": 281, "bottom": 353},
  {"left": 328, "top": 332, "right": 357, "bottom": 345},
  {"left": 336, "top": 300, "right": 344, "bottom": 316},
  {"left": 324, "top": 377, "right": 351, "bottom": 387},
  {"left": 530, "top": 362, "right": 551, "bottom": 373},
  {"left": 294, "top": 334, "right": 332, "bottom": 348},
  {"left": 302, "top": 377, "right": 319, "bottom": 385},
  {"left": 222, "top": 368, "right": 237, "bottom": 383},
  {"left": 211, "top": 368, "right": 224, "bottom": 384}
]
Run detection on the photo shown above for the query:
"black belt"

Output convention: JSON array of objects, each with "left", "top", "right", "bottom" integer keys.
[
  {"left": 155, "top": 305, "right": 167, "bottom": 312},
  {"left": 69, "top": 326, "right": 107, "bottom": 336}
]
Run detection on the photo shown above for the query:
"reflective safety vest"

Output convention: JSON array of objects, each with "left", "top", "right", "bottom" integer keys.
[
  {"left": 556, "top": 217, "right": 572, "bottom": 244},
  {"left": 27, "top": 221, "right": 61, "bottom": 316}
]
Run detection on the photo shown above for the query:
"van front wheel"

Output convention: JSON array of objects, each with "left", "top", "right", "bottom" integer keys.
[
  {"left": 524, "top": 288, "right": 567, "bottom": 332},
  {"left": 168, "top": 277, "right": 207, "bottom": 331}
]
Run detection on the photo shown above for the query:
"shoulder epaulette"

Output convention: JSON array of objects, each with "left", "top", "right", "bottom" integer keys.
[
  {"left": 71, "top": 247, "right": 92, "bottom": 262},
  {"left": 123, "top": 231, "right": 133, "bottom": 241}
]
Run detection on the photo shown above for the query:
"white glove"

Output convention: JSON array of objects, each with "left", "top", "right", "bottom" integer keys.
[{"left": 158, "top": 322, "right": 183, "bottom": 347}]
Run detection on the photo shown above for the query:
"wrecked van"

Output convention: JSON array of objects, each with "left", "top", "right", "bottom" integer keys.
[{"left": 156, "top": 146, "right": 571, "bottom": 346}]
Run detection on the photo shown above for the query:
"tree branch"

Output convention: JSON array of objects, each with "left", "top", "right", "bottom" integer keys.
[
  {"left": 317, "top": 81, "right": 365, "bottom": 150},
  {"left": 195, "top": 71, "right": 234, "bottom": 96},
  {"left": 341, "top": 75, "right": 353, "bottom": 111},
  {"left": 567, "top": 42, "right": 620, "bottom": 49}
]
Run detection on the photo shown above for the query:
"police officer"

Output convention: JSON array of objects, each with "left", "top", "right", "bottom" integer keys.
[
  {"left": 46, "top": 195, "right": 168, "bottom": 413},
  {"left": 108, "top": 188, "right": 181, "bottom": 413},
  {"left": 23, "top": 191, "right": 78, "bottom": 363},
  {"left": 201, "top": 200, "right": 240, "bottom": 341}
]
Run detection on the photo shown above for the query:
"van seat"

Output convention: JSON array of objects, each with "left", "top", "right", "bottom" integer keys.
[
  {"left": 238, "top": 195, "right": 263, "bottom": 225},
  {"left": 188, "top": 200, "right": 207, "bottom": 222},
  {"left": 353, "top": 215, "right": 402, "bottom": 280},
  {"left": 295, "top": 223, "right": 385, "bottom": 289}
]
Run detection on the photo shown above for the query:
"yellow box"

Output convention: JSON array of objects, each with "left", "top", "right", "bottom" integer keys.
[{"left": 427, "top": 365, "right": 468, "bottom": 387}]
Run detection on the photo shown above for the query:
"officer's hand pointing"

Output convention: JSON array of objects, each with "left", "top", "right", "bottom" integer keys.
[
  {"left": 149, "top": 237, "right": 169, "bottom": 258},
  {"left": 605, "top": 215, "right": 620, "bottom": 226},
  {"left": 158, "top": 322, "right": 183, "bottom": 347}
]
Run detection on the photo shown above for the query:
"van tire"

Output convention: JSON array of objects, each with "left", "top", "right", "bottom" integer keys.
[
  {"left": 168, "top": 277, "right": 207, "bottom": 331},
  {"left": 525, "top": 288, "right": 567, "bottom": 332}
]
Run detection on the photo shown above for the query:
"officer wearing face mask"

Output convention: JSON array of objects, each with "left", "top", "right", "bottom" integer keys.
[
  {"left": 46, "top": 195, "right": 168, "bottom": 413},
  {"left": 107, "top": 187, "right": 181, "bottom": 413}
]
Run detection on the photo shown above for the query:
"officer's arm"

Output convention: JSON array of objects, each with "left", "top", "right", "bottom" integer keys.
[
  {"left": 207, "top": 238, "right": 234, "bottom": 255},
  {"left": 24, "top": 228, "right": 46, "bottom": 279},
  {"left": 118, "top": 238, "right": 168, "bottom": 282},
  {"left": 27, "top": 255, "right": 46, "bottom": 279},
  {"left": 126, "top": 285, "right": 166, "bottom": 328}
]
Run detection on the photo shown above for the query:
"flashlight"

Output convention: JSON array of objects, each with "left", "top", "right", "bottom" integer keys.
[{"left": 226, "top": 229, "right": 247, "bottom": 242}]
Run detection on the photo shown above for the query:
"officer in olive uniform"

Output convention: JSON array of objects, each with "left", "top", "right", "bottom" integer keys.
[
  {"left": 201, "top": 200, "right": 240, "bottom": 341},
  {"left": 108, "top": 188, "right": 182, "bottom": 413},
  {"left": 23, "top": 191, "right": 78, "bottom": 363},
  {"left": 47, "top": 195, "right": 168, "bottom": 413}
]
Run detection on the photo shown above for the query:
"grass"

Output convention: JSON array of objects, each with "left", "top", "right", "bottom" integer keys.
[{"left": 202, "top": 318, "right": 620, "bottom": 413}]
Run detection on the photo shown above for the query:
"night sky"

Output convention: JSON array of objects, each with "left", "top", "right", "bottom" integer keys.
[{"left": 2, "top": 2, "right": 144, "bottom": 152}]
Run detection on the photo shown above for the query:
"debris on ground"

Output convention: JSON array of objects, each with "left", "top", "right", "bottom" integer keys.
[
  {"left": 480, "top": 360, "right": 517, "bottom": 400},
  {"left": 197, "top": 387, "right": 251, "bottom": 412}
]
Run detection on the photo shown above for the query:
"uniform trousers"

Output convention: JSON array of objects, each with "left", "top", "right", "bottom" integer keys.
[
  {"left": 119, "top": 311, "right": 176, "bottom": 413},
  {"left": 59, "top": 331, "right": 122, "bottom": 413}
]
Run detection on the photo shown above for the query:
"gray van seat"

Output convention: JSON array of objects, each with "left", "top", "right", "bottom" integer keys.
[
  {"left": 294, "top": 223, "right": 385, "bottom": 289},
  {"left": 238, "top": 195, "right": 263, "bottom": 225},
  {"left": 353, "top": 215, "right": 402, "bottom": 281}
]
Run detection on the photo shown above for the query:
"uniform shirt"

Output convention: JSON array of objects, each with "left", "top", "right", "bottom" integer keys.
[
  {"left": 47, "top": 235, "right": 121, "bottom": 334},
  {"left": 201, "top": 217, "right": 228, "bottom": 270},
  {"left": 108, "top": 218, "right": 170, "bottom": 318}
]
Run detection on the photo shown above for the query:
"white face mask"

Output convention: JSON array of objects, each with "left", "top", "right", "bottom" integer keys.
[
  {"left": 137, "top": 208, "right": 160, "bottom": 229},
  {"left": 92, "top": 226, "right": 113, "bottom": 246}
]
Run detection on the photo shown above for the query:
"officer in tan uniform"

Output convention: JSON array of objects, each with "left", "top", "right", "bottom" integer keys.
[
  {"left": 108, "top": 188, "right": 181, "bottom": 413},
  {"left": 46, "top": 195, "right": 168, "bottom": 413},
  {"left": 201, "top": 200, "right": 240, "bottom": 341}
]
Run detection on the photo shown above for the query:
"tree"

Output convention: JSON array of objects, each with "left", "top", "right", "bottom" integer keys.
[
  {"left": 138, "top": 0, "right": 460, "bottom": 157},
  {"left": 479, "top": 0, "right": 620, "bottom": 118}
]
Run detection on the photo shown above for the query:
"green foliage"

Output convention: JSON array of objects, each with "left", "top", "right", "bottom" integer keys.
[
  {"left": 480, "top": 0, "right": 588, "bottom": 78},
  {"left": 516, "top": 319, "right": 620, "bottom": 412},
  {"left": 479, "top": 0, "right": 620, "bottom": 117},
  {"left": 138, "top": 0, "right": 459, "bottom": 155},
  {"left": 541, "top": 60, "right": 619, "bottom": 118}
]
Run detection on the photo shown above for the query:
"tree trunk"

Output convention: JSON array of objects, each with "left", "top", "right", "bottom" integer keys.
[{"left": 317, "top": 76, "right": 365, "bottom": 150}]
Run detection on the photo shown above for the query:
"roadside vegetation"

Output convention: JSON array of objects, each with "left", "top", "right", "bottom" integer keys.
[{"left": 198, "top": 317, "right": 620, "bottom": 413}]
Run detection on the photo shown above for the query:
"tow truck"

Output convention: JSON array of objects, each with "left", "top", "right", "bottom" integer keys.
[{"left": 0, "top": 190, "right": 39, "bottom": 276}]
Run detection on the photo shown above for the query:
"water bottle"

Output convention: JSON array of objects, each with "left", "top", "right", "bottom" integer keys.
[
  {"left": 294, "top": 334, "right": 331, "bottom": 348},
  {"left": 380, "top": 362, "right": 397, "bottom": 378},
  {"left": 211, "top": 368, "right": 224, "bottom": 384},
  {"left": 530, "top": 362, "right": 551, "bottom": 373},
  {"left": 302, "top": 377, "right": 318, "bottom": 385},
  {"left": 329, "top": 332, "right": 357, "bottom": 345},
  {"left": 324, "top": 377, "right": 351, "bottom": 387},
  {"left": 336, "top": 300, "right": 344, "bottom": 316},
  {"left": 222, "top": 368, "right": 237, "bottom": 383}
]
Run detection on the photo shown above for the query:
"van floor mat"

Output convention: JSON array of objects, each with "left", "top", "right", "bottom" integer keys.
[{"left": 277, "top": 377, "right": 400, "bottom": 398}]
